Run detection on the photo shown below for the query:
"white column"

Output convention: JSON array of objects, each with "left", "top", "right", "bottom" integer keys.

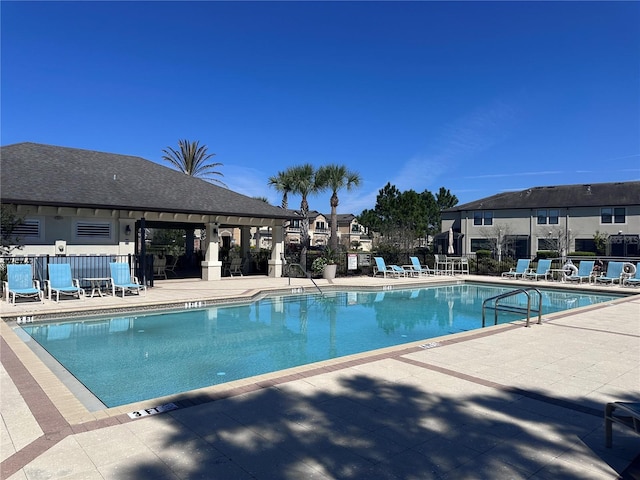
[
  {"left": 268, "top": 225, "right": 284, "bottom": 277},
  {"left": 201, "top": 222, "right": 222, "bottom": 281}
]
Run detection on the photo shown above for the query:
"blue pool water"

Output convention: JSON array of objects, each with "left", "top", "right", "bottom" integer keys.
[{"left": 21, "top": 283, "right": 621, "bottom": 407}]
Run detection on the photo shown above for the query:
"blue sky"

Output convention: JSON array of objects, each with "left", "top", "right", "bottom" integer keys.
[{"left": 2, "top": 1, "right": 639, "bottom": 215}]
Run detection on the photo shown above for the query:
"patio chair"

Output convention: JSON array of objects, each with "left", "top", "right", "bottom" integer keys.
[
  {"left": 455, "top": 256, "right": 470, "bottom": 275},
  {"left": 3, "top": 264, "right": 43, "bottom": 304},
  {"left": 164, "top": 255, "right": 179, "bottom": 277},
  {"left": 565, "top": 260, "right": 595, "bottom": 284},
  {"left": 109, "top": 262, "right": 146, "bottom": 298},
  {"left": 524, "top": 259, "right": 552, "bottom": 281},
  {"left": 594, "top": 261, "right": 625, "bottom": 285},
  {"left": 622, "top": 263, "right": 640, "bottom": 287},
  {"left": 501, "top": 259, "right": 530, "bottom": 279},
  {"left": 46, "top": 263, "right": 85, "bottom": 302},
  {"left": 605, "top": 401, "right": 640, "bottom": 448},
  {"left": 434, "top": 254, "right": 453, "bottom": 275},
  {"left": 409, "top": 256, "right": 432, "bottom": 277},
  {"left": 153, "top": 255, "right": 167, "bottom": 279},
  {"left": 373, "top": 257, "right": 405, "bottom": 278},
  {"left": 225, "top": 256, "right": 243, "bottom": 277}
]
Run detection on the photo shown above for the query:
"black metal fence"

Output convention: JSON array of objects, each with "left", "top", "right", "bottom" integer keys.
[{"left": 0, "top": 254, "right": 155, "bottom": 288}]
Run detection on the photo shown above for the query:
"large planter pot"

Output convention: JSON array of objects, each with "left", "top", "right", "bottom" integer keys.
[{"left": 322, "top": 264, "right": 337, "bottom": 280}]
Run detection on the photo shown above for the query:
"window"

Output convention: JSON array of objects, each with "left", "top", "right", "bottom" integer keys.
[
  {"left": 537, "top": 238, "right": 555, "bottom": 251},
  {"left": 537, "top": 209, "right": 559, "bottom": 225},
  {"left": 602, "top": 207, "right": 626, "bottom": 224},
  {"left": 575, "top": 239, "right": 596, "bottom": 254},
  {"left": 473, "top": 211, "right": 493, "bottom": 226},
  {"left": 315, "top": 221, "right": 326, "bottom": 231},
  {"left": 74, "top": 221, "right": 111, "bottom": 239},
  {"left": 470, "top": 238, "right": 492, "bottom": 252}
]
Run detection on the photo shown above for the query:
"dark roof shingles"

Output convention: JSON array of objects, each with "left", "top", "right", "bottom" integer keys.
[{"left": 1, "top": 143, "right": 290, "bottom": 219}]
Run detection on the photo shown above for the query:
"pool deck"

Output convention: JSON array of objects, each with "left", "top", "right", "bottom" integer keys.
[{"left": 1, "top": 274, "right": 639, "bottom": 479}]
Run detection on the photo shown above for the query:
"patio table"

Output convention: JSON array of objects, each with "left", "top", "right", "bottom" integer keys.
[{"left": 83, "top": 277, "right": 111, "bottom": 297}]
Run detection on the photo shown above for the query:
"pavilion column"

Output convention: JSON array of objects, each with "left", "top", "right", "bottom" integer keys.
[
  {"left": 201, "top": 222, "right": 222, "bottom": 281},
  {"left": 241, "top": 226, "right": 251, "bottom": 274},
  {"left": 185, "top": 228, "right": 195, "bottom": 266},
  {"left": 268, "top": 225, "right": 284, "bottom": 278}
]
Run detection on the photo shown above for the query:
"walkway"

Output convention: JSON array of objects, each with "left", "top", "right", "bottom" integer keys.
[{"left": 1, "top": 275, "right": 639, "bottom": 479}]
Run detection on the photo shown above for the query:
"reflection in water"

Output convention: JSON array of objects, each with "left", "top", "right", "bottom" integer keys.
[{"left": 21, "top": 284, "right": 620, "bottom": 407}]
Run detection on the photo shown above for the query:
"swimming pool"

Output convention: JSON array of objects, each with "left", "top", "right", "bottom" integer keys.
[{"left": 20, "top": 283, "right": 622, "bottom": 408}]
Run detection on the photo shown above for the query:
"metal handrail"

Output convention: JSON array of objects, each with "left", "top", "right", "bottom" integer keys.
[
  {"left": 282, "top": 255, "right": 323, "bottom": 296},
  {"left": 482, "top": 287, "right": 542, "bottom": 328}
]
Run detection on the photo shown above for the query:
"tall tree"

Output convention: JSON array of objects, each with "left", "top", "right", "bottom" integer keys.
[
  {"left": 358, "top": 184, "right": 450, "bottom": 253},
  {"left": 162, "top": 139, "right": 226, "bottom": 187},
  {"left": 267, "top": 169, "right": 295, "bottom": 209},
  {"left": 435, "top": 187, "right": 458, "bottom": 211},
  {"left": 1, "top": 204, "right": 24, "bottom": 255},
  {"left": 287, "top": 164, "right": 324, "bottom": 269},
  {"left": 316, "top": 164, "right": 361, "bottom": 250}
]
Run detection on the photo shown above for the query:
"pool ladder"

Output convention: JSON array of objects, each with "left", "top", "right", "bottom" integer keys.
[
  {"left": 282, "top": 255, "right": 324, "bottom": 296},
  {"left": 482, "top": 287, "right": 542, "bottom": 328}
]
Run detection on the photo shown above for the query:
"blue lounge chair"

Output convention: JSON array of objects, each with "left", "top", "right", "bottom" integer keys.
[
  {"left": 373, "top": 257, "right": 406, "bottom": 278},
  {"left": 595, "top": 261, "right": 625, "bottom": 285},
  {"left": 409, "top": 256, "right": 432, "bottom": 276},
  {"left": 566, "top": 260, "right": 595, "bottom": 284},
  {"left": 622, "top": 263, "right": 640, "bottom": 287},
  {"left": 46, "top": 263, "right": 85, "bottom": 302},
  {"left": 3, "top": 264, "right": 43, "bottom": 304},
  {"left": 524, "top": 259, "right": 552, "bottom": 281},
  {"left": 109, "top": 262, "right": 146, "bottom": 297},
  {"left": 501, "top": 259, "right": 530, "bottom": 279}
]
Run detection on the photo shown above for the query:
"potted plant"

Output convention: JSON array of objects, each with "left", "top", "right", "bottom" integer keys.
[{"left": 312, "top": 247, "right": 338, "bottom": 279}]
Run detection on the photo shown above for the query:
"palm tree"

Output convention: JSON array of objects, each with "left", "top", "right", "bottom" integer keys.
[
  {"left": 287, "top": 164, "right": 324, "bottom": 269},
  {"left": 316, "top": 164, "right": 361, "bottom": 250},
  {"left": 267, "top": 170, "right": 295, "bottom": 209},
  {"left": 162, "top": 139, "right": 226, "bottom": 187}
]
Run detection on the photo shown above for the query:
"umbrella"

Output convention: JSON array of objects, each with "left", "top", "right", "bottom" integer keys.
[{"left": 447, "top": 227, "right": 455, "bottom": 254}]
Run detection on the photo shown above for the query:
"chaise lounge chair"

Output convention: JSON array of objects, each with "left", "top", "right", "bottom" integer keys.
[
  {"left": 524, "top": 259, "right": 552, "bottom": 281},
  {"left": 46, "top": 263, "right": 85, "bottom": 302},
  {"left": 409, "top": 256, "right": 432, "bottom": 277},
  {"left": 109, "top": 262, "right": 146, "bottom": 298},
  {"left": 594, "top": 261, "right": 625, "bottom": 285},
  {"left": 565, "top": 260, "right": 595, "bottom": 284},
  {"left": 3, "top": 264, "right": 43, "bottom": 304},
  {"left": 501, "top": 259, "right": 530, "bottom": 279},
  {"left": 622, "top": 263, "right": 640, "bottom": 287},
  {"left": 373, "top": 257, "right": 406, "bottom": 278}
]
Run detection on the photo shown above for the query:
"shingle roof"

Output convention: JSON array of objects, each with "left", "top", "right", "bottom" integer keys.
[
  {"left": 446, "top": 181, "right": 640, "bottom": 211},
  {"left": 0, "top": 142, "right": 291, "bottom": 220}
]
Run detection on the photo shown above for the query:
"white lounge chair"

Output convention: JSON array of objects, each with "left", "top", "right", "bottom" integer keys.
[
  {"left": 46, "top": 263, "right": 85, "bottom": 302},
  {"left": 524, "top": 259, "right": 552, "bottom": 281},
  {"left": 502, "top": 259, "right": 530, "bottom": 279},
  {"left": 565, "top": 260, "right": 595, "bottom": 284},
  {"left": 3, "top": 264, "right": 43, "bottom": 304},
  {"left": 409, "top": 256, "right": 432, "bottom": 276},
  {"left": 373, "top": 257, "right": 406, "bottom": 278},
  {"left": 109, "top": 262, "right": 146, "bottom": 298}
]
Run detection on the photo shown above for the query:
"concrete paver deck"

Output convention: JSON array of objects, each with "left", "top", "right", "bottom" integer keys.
[{"left": 1, "top": 274, "right": 639, "bottom": 479}]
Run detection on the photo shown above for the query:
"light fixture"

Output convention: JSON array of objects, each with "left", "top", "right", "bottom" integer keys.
[{"left": 125, "top": 225, "right": 132, "bottom": 236}]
